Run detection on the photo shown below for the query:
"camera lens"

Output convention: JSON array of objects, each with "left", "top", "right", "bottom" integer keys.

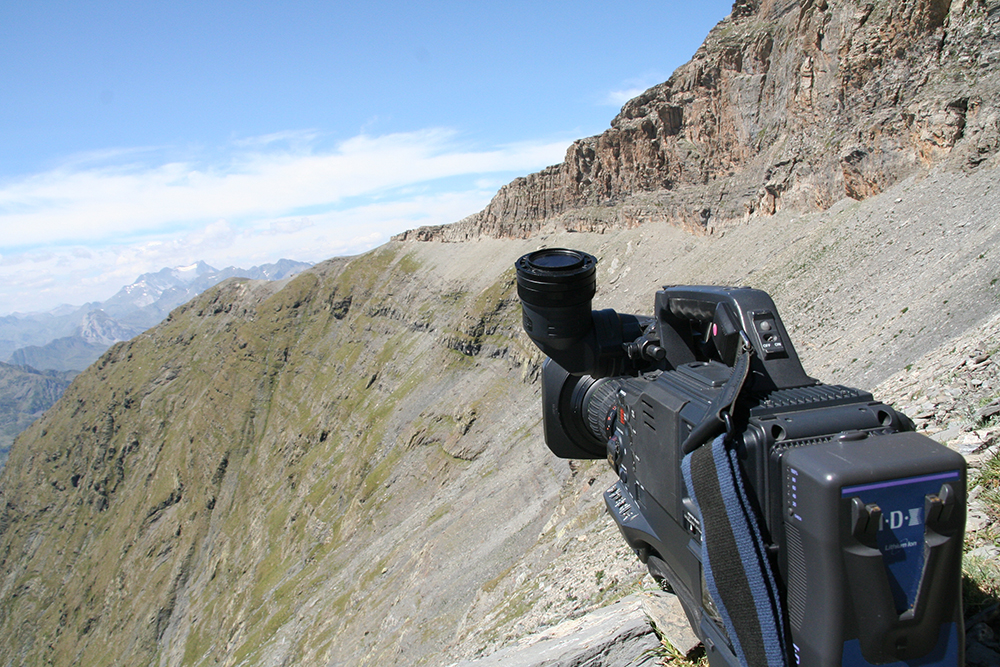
[{"left": 555, "top": 374, "right": 622, "bottom": 458}]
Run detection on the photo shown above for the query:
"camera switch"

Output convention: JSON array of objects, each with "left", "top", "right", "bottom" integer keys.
[{"left": 751, "top": 312, "right": 787, "bottom": 358}]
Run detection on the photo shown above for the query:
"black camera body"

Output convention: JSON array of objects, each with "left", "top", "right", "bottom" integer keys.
[{"left": 515, "top": 248, "right": 967, "bottom": 667}]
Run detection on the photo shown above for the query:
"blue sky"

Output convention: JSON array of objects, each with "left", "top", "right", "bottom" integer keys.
[{"left": 0, "top": 1, "right": 733, "bottom": 314}]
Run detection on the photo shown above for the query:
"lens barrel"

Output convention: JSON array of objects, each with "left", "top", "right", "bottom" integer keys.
[{"left": 515, "top": 249, "right": 597, "bottom": 353}]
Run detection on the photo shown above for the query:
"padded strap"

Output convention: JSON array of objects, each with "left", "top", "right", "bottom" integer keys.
[{"left": 682, "top": 434, "right": 787, "bottom": 666}]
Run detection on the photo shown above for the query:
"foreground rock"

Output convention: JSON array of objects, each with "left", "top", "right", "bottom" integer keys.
[{"left": 447, "top": 591, "right": 699, "bottom": 667}]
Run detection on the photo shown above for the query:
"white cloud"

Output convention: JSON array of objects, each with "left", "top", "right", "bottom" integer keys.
[
  {"left": 231, "top": 129, "right": 321, "bottom": 149},
  {"left": 603, "top": 87, "right": 648, "bottom": 107},
  {"left": 600, "top": 74, "right": 666, "bottom": 108},
  {"left": 0, "top": 128, "right": 568, "bottom": 250},
  {"left": 267, "top": 218, "right": 314, "bottom": 235},
  {"left": 0, "top": 129, "right": 565, "bottom": 313}
]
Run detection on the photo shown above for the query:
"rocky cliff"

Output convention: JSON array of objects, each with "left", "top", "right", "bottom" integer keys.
[
  {"left": 1, "top": 2, "right": 999, "bottom": 667},
  {"left": 396, "top": 0, "right": 1000, "bottom": 242}
]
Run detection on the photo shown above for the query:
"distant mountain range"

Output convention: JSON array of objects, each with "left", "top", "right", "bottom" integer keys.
[
  {"left": 0, "top": 258, "right": 311, "bottom": 468},
  {"left": 1, "top": 259, "right": 312, "bottom": 371},
  {"left": 0, "top": 362, "right": 76, "bottom": 468}
]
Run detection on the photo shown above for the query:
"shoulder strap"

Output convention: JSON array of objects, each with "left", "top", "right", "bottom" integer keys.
[{"left": 682, "top": 435, "right": 788, "bottom": 667}]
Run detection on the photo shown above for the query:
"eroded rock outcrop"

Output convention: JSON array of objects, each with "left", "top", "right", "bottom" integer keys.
[{"left": 395, "top": 0, "right": 1000, "bottom": 242}]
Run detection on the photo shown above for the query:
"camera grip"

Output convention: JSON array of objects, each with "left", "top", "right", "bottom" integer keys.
[
  {"left": 656, "top": 286, "right": 815, "bottom": 390},
  {"left": 667, "top": 297, "right": 721, "bottom": 323}
]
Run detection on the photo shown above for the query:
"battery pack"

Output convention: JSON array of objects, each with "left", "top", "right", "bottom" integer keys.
[{"left": 781, "top": 432, "right": 966, "bottom": 666}]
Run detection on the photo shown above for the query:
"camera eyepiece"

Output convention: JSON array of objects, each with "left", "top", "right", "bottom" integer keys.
[
  {"left": 515, "top": 249, "right": 597, "bottom": 356},
  {"left": 515, "top": 248, "right": 596, "bottom": 307}
]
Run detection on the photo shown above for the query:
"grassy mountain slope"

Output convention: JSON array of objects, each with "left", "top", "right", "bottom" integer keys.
[{"left": 0, "top": 246, "right": 555, "bottom": 666}]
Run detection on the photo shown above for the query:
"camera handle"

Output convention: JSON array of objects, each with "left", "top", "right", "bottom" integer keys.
[{"left": 656, "top": 286, "right": 815, "bottom": 392}]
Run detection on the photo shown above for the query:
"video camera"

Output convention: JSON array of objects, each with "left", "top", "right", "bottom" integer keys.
[{"left": 515, "top": 248, "right": 967, "bottom": 667}]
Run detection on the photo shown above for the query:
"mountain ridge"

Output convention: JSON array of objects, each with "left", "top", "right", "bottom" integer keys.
[{"left": 0, "top": 259, "right": 312, "bottom": 469}]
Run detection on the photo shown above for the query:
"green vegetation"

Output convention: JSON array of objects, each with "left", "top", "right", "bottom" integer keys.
[
  {"left": 648, "top": 639, "right": 708, "bottom": 667},
  {"left": 398, "top": 251, "right": 422, "bottom": 274},
  {"left": 964, "top": 551, "right": 1000, "bottom": 617},
  {"left": 963, "top": 449, "right": 1000, "bottom": 618},
  {"left": 426, "top": 502, "right": 451, "bottom": 526}
]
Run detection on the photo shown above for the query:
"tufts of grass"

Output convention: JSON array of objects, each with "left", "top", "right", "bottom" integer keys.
[
  {"left": 964, "top": 448, "right": 1000, "bottom": 619},
  {"left": 964, "top": 554, "right": 1000, "bottom": 617},
  {"left": 645, "top": 639, "right": 708, "bottom": 667},
  {"left": 975, "top": 452, "right": 1000, "bottom": 511}
]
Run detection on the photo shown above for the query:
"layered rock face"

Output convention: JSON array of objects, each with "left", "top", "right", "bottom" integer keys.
[{"left": 396, "top": 0, "right": 1000, "bottom": 241}]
